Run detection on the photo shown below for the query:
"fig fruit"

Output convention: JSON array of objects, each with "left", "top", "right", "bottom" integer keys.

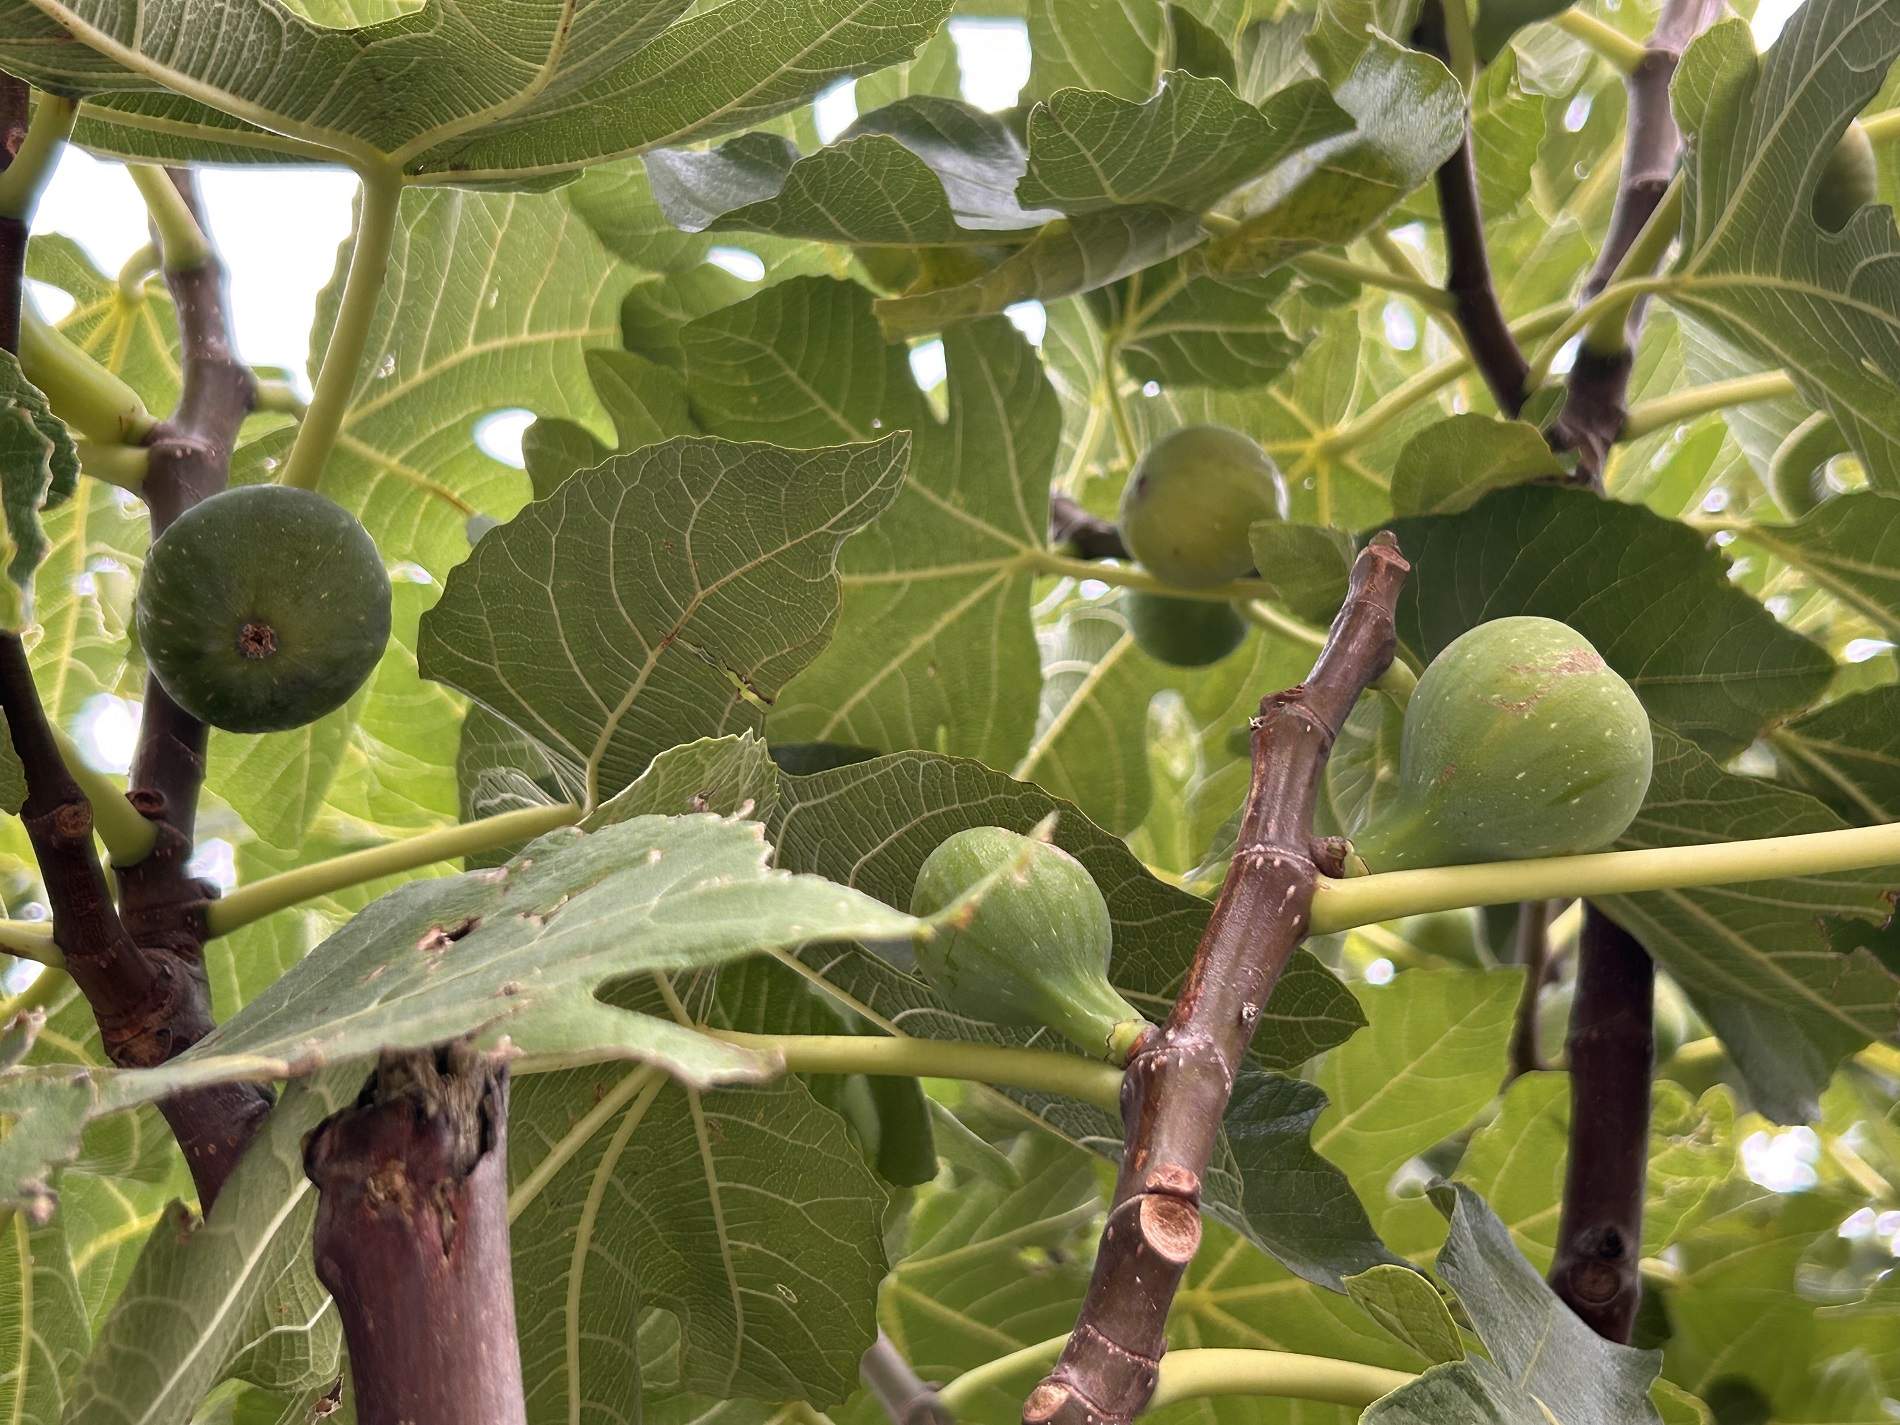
[
  {"left": 136, "top": 485, "right": 392, "bottom": 734},
  {"left": 1350, "top": 617, "right": 1653, "bottom": 872},
  {"left": 1813, "top": 121, "right": 1878, "bottom": 233},
  {"left": 1124, "top": 590, "right": 1247, "bottom": 666},
  {"left": 1119, "top": 425, "right": 1287, "bottom": 588},
  {"left": 909, "top": 826, "right": 1149, "bottom": 1063}
]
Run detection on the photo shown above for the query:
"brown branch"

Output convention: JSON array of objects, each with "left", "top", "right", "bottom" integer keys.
[
  {"left": 862, "top": 1332, "right": 951, "bottom": 1425},
  {"left": 1505, "top": 899, "right": 1551, "bottom": 1081},
  {"left": 1024, "top": 534, "right": 1411, "bottom": 1425},
  {"left": 1049, "top": 494, "right": 1130, "bottom": 561},
  {"left": 1413, "top": 3, "right": 1530, "bottom": 417},
  {"left": 1548, "top": 0, "right": 1725, "bottom": 480},
  {"left": 1547, "top": 904, "right": 1654, "bottom": 1342},
  {"left": 306, "top": 1042, "right": 527, "bottom": 1425}
]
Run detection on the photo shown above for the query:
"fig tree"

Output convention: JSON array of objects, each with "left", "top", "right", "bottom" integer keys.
[
  {"left": 1349, "top": 617, "right": 1653, "bottom": 872},
  {"left": 1124, "top": 590, "right": 1247, "bottom": 667},
  {"left": 1119, "top": 424, "right": 1287, "bottom": 588},
  {"left": 1812, "top": 120, "right": 1878, "bottom": 233},
  {"left": 909, "top": 826, "right": 1150, "bottom": 1063},
  {"left": 136, "top": 484, "right": 392, "bottom": 734}
]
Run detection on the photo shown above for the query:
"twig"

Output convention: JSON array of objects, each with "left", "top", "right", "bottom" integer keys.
[
  {"left": 1548, "top": 0, "right": 1724, "bottom": 481},
  {"left": 306, "top": 1042, "right": 527, "bottom": 1424},
  {"left": 1413, "top": 1, "right": 1531, "bottom": 417},
  {"left": 862, "top": 1332, "right": 952, "bottom": 1425},
  {"left": 1505, "top": 899, "right": 1551, "bottom": 1080},
  {"left": 1024, "top": 535, "right": 1410, "bottom": 1425},
  {"left": 1547, "top": 905, "right": 1654, "bottom": 1342},
  {"left": 1048, "top": 494, "right": 1130, "bottom": 561}
]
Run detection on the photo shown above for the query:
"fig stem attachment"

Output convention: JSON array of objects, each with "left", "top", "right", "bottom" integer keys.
[
  {"left": 75, "top": 441, "right": 150, "bottom": 493},
  {"left": 1553, "top": 10, "right": 1647, "bottom": 73},
  {"left": 206, "top": 800, "right": 580, "bottom": 936},
  {"left": 0, "top": 92, "right": 75, "bottom": 221},
  {"left": 703, "top": 1030, "right": 1124, "bottom": 1112},
  {"left": 1312, "top": 820, "right": 1900, "bottom": 933},
  {"left": 1525, "top": 275, "right": 1676, "bottom": 389},
  {"left": 0, "top": 919, "right": 59, "bottom": 969},
  {"left": 936, "top": 1336, "right": 1415, "bottom": 1420},
  {"left": 50, "top": 726, "right": 158, "bottom": 867},
  {"left": 125, "top": 165, "right": 211, "bottom": 271},
  {"left": 279, "top": 161, "right": 404, "bottom": 494}
]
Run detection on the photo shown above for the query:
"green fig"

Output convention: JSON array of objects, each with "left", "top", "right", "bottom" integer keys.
[
  {"left": 1350, "top": 617, "right": 1653, "bottom": 872},
  {"left": 1124, "top": 590, "right": 1247, "bottom": 667},
  {"left": 1813, "top": 120, "right": 1879, "bottom": 233},
  {"left": 1119, "top": 425, "right": 1287, "bottom": 588},
  {"left": 136, "top": 485, "right": 392, "bottom": 734},
  {"left": 909, "top": 827, "right": 1150, "bottom": 1063}
]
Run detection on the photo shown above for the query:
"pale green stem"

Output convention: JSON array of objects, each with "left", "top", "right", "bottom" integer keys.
[
  {"left": 0, "top": 922, "right": 61, "bottom": 970},
  {"left": 1310, "top": 821, "right": 1900, "bottom": 934},
  {"left": 50, "top": 728, "right": 156, "bottom": 867},
  {"left": 0, "top": 93, "right": 76, "bottom": 220},
  {"left": 1148, "top": 1351, "right": 1415, "bottom": 1411},
  {"left": 125, "top": 164, "right": 211, "bottom": 270},
  {"left": 1322, "top": 300, "right": 1572, "bottom": 453},
  {"left": 1621, "top": 370, "right": 1796, "bottom": 440},
  {"left": 205, "top": 801, "right": 580, "bottom": 936},
  {"left": 0, "top": 962, "right": 66, "bottom": 1021},
  {"left": 1866, "top": 108, "right": 1899, "bottom": 144},
  {"left": 1371, "top": 655, "right": 1418, "bottom": 708},
  {"left": 278, "top": 164, "right": 403, "bottom": 494},
  {"left": 252, "top": 379, "right": 308, "bottom": 417},
  {"left": 1553, "top": 10, "right": 1647, "bottom": 73},
  {"left": 1293, "top": 251, "right": 1456, "bottom": 312},
  {"left": 707, "top": 1030, "right": 1124, "bottom": 1112},
  {"left": 1104, "top": 355, "right": 1139, "bottom": 466},
  {"left": 935, "top": 1337, "right": 1412, "bottom": 1419},
  {"left": 115, "top": 243, "right": 159, "bottom": 303},
  {"left": 20, "top": 308, "right": 157, "bottom": 444},
  {"left": 1579, "top": 178, "right": 1685, "bottom": 356},
  {"left": 1525, "top": 276, "right": 1677, "bottom": 390},
  {"left": 1439, "top": 0, "right": 1477, "bottom": 91},
  {"left": 1031, "top": 548, "right": 1274, "bottom": 604},
  {"left": 75, "top": 441, "right": 149, "bottom": 493}
]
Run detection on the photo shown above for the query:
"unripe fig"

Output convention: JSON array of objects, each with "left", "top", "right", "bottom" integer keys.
[
  {"left": 1119, "top": 425, "right": 1287, "bottom": 588},
  {"left": 136, "top": 485, "right": 392, "bottom": 734},
  {"left": 909, "top": 826, "right": 1150, "bottom": 1063},
  {"left": 1124, "top": 590, "right": 1247, "bottom": 667},
  {"left": 1812, "top": 121, "right": 1878, "bottom": 233},
  {"left": 1350, "top": 617, "right": 1653, "bottom": 872}
]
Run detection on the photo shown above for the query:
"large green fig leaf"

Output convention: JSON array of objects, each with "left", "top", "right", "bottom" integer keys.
[
  {"left": 1597, "top": 730, "right": 1900, "bottom": 1124},
  {"left": 1731, "top": 493, "right": 1900, "bottom": 640},
  {"left": 662, "top": 278, "right": 1053, "bottom": 771},
  {"left": 1774, "top": 685, "right": 1900, "bottom": 823},
  {"left": 0, "top": 0, "right": 951, "bottom": 183},
  {"left": 1388, "top": 485, "right": 1833, "bottom": 758},
  {"left": 61, "top": 1072, "right": 354, "bottom": 1425},
  {"left": 232, "top": 186, "right": 632, "bottom": 579},
  {"left": 1667, "top": 0, "right": 1900, "bottom": 489},
  {"left": 419, "top": 432, "right": 907, "bottom": 806},
  {"left": 0, "top": 813, "right": 930, "bottom": 1204},
  {"left": 0, "top": 1198, "right": 88, "bottom": 1423}
]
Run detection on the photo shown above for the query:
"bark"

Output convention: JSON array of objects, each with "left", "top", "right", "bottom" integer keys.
[
  {"left": 1548, "top": 0, "right": 1726, "bottom": 480},
  {"left": 1547, "top": 905, "right": 1654, "bottom": 1342},
  {"left": 862, "top": 1331, "right": 951, "bottom": 1425},
  {"left": 1024, "top": 535, "right": 1410, "bottom": 1425},
  {"left": 1413, "top": 2, "right": 1531, "bottom": 417},
  {"left": 1049, "top": 494, "right": 1130, "bottom": 561},
  {"left": 306, "top": 1043, "right": 527, "bottom": 1425}
]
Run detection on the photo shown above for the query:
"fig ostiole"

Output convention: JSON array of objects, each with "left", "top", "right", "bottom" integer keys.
[
  {"left": 1119, "top": 424, "right": 1287, "bottom": 588},
  {"left": 1348, "top": 616, "right": 1653, "bottom": 873},
  {"left": 136, "top": 484, "right": 393, "bottom": 734},
  {"left": 1123, "top": 589, "right": 1247, "bottom": 667},
  {"left": 909, "top": 825, "right": 1151, "bottom": 1064}
]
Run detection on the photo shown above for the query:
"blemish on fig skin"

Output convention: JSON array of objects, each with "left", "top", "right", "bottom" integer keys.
[{"left": 237, "top": 620, "right": 278, "bottom": 660}]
